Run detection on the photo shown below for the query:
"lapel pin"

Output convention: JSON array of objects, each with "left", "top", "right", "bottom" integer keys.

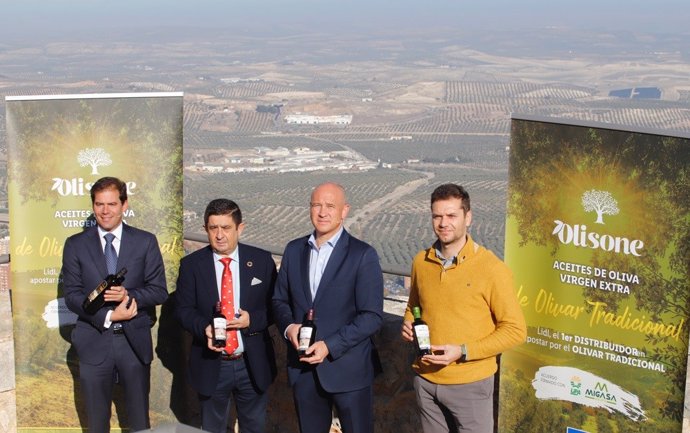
[{"left": 247, "top": 261, "right": 253, "bottom": 268}]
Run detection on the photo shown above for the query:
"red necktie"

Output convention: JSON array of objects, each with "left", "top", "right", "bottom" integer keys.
[{"left": 219, "top": 257, "right": 239, "bottom": 353}]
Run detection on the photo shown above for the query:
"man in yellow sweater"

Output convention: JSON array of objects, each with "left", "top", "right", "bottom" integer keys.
[{"left": 401, "top": 183, "right": 526, "bottom": 433}]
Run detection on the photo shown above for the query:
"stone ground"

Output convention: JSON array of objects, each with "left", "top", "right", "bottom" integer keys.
[{"left": 0, "top": 286, "right": 17, "bottom": 433}]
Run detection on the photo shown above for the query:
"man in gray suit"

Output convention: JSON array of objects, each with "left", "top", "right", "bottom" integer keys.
[{"left": 63, "top": 176, "right": 168, "bottom": 432}]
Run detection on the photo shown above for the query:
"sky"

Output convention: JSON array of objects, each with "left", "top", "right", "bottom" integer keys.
[{"left": 0, "top": 0, "right": 688, "bottom": 42}]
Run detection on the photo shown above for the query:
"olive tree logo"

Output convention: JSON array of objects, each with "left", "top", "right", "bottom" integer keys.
[
  {"left": 582, "top": 189, "right": 619, "bottom": 224},
  {"left": 77, "top": 147, "right": 112, "bottom": 175}
]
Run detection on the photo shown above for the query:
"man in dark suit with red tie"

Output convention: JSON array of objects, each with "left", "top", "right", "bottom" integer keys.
[
  {"left": 273, "top": 182, "right": 384, "bottom": 433},
  {"left": 175, "top": 198, "right": 277, "bottom": 433},
  {"left": 63, "top": 176, "right": 168, "bottom": 432}
]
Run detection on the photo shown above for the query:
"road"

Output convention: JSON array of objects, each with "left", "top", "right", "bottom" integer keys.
[{"left": 346, "top": 168, "right": 434, "bottom": 235}]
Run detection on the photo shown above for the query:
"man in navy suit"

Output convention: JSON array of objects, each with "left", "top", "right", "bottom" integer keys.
[
  {"left": 273, "top": 182, "right": 384, "bottom": 433},
  {"left": 63, "top": 176, "right": 168, "bottom": 432},
  {"left": 175, "top": 199, "right": 277, "bottom": 433}
]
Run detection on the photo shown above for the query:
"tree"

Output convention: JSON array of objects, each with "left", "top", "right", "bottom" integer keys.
[
  {"left": 596, "top": 412, "right": 614, "bottom": 433},
  {"left": 77, "top": 147, "right": 112, "bottom": 175},
  {"left": 581, "top": 189, "right": 619, "bottom": 224}
]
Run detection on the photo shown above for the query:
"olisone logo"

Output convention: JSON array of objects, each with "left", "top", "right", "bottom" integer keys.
[
  {"left": 51, "top": 149, "right": 137, "bottom": 197},
  {"left": 551, "top": 189, "right": 643, "bottom": 256}
]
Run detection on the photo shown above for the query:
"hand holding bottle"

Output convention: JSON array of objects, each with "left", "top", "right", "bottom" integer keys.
[
  {"left": 422, "top": 344, "right": 464, "bottom": 365},
  {"left": 110, "top": 295, "right": 137, "bottom": 322},
  {"left": 298, "top": 309, "right": 317, "bottom": 357},
  {"left": 210, "top": 302, "right": 227, "bottom": 349},
  {"left": 227, "top": 308, "right": 249, "bottom": 329},
  {"left": 299, "top": 340, "right": 329, "bottom": 364},
  {"left": 285, "top": 323, "right": 301, "bottom": 349},
  {"left": 104, "top": 285, "right": 127, "bottom": 303},
  {"left": 412, "top": 306, "right": 431, "bottom": 356},
  {"left": 82, "top": 268, "right": 128, "bottom": 314},
  {"left": 401, "top": 320, "right": 414, "bottom": 342}
]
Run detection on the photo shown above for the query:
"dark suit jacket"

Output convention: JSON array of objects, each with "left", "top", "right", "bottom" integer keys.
[
  {"left": 272, "top": 229, "right": 384, "bottom": 393},
  {"left": 175, "top": 243, "right": 278, "bottom": 396},
  {"left": 63, "top": 224, "right": 168, "bottom": 365}
]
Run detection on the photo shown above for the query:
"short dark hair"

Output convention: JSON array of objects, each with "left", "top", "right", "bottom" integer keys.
[
  {"left": 90, "top": 177, "right": 127, "bottom": 204},
  {"left": 204, "top": 199, "right": 242, "bottom": 226},
  {"left": 431, "top": 183, "right": 470, "bottom": 214}
]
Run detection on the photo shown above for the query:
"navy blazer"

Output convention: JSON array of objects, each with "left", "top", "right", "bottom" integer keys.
[
  {"left": 175, "top": 243, "right": 278, "bottom": 396},
  {"left": 63, "top": 224, "right": 168, "bottom": 365},
  {"left": 272, "top": 229, "right": 384, "bottom": 393}
]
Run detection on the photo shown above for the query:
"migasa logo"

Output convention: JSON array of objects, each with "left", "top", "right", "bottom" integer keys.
[
  {"left": 51, "top": 148, "right": 136, "bottom": 197},
  {"left": 533, "top": 366, "right": 646, "bottom": 421},
  {"left": 552, "top": 189, "right": 643, "bottom": 256},
  {"left": 585, "top": 382, "right": 617, "bottom": 404}
]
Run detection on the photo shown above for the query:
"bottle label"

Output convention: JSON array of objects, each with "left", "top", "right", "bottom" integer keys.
[
  {"left": 213, "top": 318, "right": 227, "bottom": 340},
  {"left": 414, "top": 324, "right": 431, "bottom": 350},
  {"left": 298, "top": 327, "right": 313, "bottom": 351}
]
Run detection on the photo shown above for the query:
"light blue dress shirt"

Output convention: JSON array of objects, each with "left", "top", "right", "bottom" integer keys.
[{"left": 307, "top": 226, "right": 344, "bottom": 299}]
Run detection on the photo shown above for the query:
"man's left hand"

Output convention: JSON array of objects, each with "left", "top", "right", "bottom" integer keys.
[
  {"left": 227, "top": 308, "right": 250, "bottom": 329},
  {"left": 422, "top": 344, "right": 463, "bottom": 365},
  {"left": 110, "top": 296, "right": 137, "bottom": 322},
  {"left": 104, "top": 285, "right": 127, "bottom": 303},
  {"left": 299, "top": 341, "right": 329, "bottom": 364}
]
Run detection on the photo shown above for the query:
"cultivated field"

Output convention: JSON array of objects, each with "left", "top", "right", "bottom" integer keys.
[{"left": 1, "top": 27, "right": 689, "bottom": 276}]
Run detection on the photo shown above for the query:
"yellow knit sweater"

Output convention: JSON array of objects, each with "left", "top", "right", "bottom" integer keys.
[{"left": 404, "top": 236, "right": 526, "bottom": 384}]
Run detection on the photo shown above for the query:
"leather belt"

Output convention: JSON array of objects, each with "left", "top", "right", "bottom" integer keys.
[
  {"left": 112, "top": 323, "right": 124, "bottom": 334},
  {"left": 220, "top": 352, "right": 243, "bottom": 361}
]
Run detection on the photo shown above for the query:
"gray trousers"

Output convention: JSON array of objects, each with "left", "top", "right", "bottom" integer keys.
[{"left": 414, "top": 374, "right": 494, "bottom": 433}]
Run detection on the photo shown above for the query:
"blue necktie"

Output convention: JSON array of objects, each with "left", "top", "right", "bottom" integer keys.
[{"left": 104, "top": 233, "right": 117, "bottom": 275}]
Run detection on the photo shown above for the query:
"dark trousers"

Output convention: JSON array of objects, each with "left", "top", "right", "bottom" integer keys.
[
  {"left": 293, "top": 370, "right": 373, "bottom": 433},
  {"left": 199, "top": 357, "right": 268, "bottom": 433},
  {"left": 79, "top": 332, "right": 150, "bottom": 433}
]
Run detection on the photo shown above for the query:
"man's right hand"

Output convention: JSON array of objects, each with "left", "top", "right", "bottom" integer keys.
[
  {"left": 205, "top": 325, "right": 224, "bottom": 352},
  {"left": 286, "top": 323, "right": 301, "bottom": 350},
  {"left": 110, "top": 295, "right": 137, "bottom": 321},
  {"left": 401, "top": 320, "right": 414, "bottom": 342}
]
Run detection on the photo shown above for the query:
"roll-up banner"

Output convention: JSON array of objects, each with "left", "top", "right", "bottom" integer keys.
[
  {"left": 499, "top": 115, "right": 690, "bottom": 433},
  {"left": 6, "top": 93, "right": 184, "bottom": 432}
]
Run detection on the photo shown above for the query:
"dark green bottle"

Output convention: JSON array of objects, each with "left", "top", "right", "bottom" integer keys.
[{"left": 412, "top": 306, "right": 431, "bottom": 356}]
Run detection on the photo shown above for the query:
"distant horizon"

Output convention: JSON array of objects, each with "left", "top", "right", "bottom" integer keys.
[{"left": 0, "top": 0, "right": 688, "bottom": 44}]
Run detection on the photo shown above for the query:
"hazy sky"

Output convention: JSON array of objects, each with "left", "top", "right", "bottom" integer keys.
[{"left": 0, "top": 0, "right": 688, "bottom": 42}]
